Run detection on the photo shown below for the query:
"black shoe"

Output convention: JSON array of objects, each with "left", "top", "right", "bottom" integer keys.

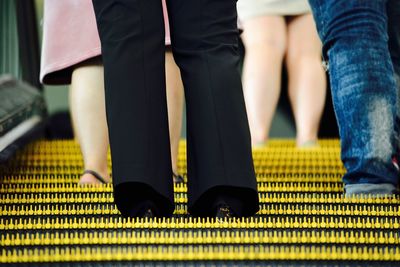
[
  {"left": 136, "top": 203, "right": 157, "bottom": 219},
  {"left": 142, "top": 208, "right": 155, "bottom": 219},
  {"left": 215, "top": 204, "right": 236, "bottom": 222}
]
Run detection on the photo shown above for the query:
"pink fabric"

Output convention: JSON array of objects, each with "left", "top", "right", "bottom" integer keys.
[
  {"left": 40, "top": 0, "right": 172, "bottom": 85},
  {"left": 162, "top": 0, "right": 171, "bottom": 45}
]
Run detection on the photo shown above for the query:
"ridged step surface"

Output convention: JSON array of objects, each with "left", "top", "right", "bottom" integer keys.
[{"left": 0, "top": 140, "right": 399, "bottom": 266}]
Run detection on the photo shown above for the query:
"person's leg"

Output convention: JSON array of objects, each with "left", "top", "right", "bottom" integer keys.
[
  {"left": 387, "top": 0, "right": 400, "bottom": 155},
  {"left": 165, "top": 50, "right": 184, "bottom": 180},
  {"left": 71, "top": 52, "right": 183, "bottom": 185},
  {"left": 308, "top": 0, "right": 399, "bottom": 195},
  {"left": 285, "top": 13, "right": 326, "bottom": 147},
  {"left": 387, "top": 0, "right": 400, "bottom": 79},
  {"left": 167, "top": 0, "right": 259, "bottom": 217},
  {"left": 92, "top": 0, "right": 174, "bottom": 217},
  {"left": 241, "top": 16, "right": 287, "bottom": 145},
  {"left": 69, "top": 58, "right": 111, "bottom": 184}
]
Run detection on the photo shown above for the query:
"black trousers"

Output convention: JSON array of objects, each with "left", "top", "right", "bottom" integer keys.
[{"left": 92, "top": 0, "right": 259, "bottom": 217}]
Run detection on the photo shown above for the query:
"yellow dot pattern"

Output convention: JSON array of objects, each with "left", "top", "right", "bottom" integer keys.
[{"left": 0, "top": 140, "right": 399, "bottom": 264}]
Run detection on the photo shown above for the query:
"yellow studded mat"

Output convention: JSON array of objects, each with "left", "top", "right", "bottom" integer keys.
[{"left": 0, "top": 140, "right": 399, "bottom": 266}]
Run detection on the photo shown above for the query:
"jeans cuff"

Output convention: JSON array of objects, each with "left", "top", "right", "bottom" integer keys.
[{"left": 344, "top": 183, "right": 398, "bottom": 197}]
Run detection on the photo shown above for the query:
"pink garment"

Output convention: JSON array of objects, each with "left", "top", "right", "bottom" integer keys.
[
  {"left": 163, "top": 0, "right": 171, "bottom": 45},
  {"left": 40, "top": 0, "right": 172, "bottom": 85}
]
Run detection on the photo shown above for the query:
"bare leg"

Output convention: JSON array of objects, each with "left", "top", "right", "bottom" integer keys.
[
  {"left": 286, "top": 14, "right": 327, "bottom": 146},
  {"left": 165, "top": 50, "right": 184, "bottom": 177},
  {"left": 241, "top": 16, "right": 287, "bottom": 145},
  {"left": 70, "top": 59, "right": 111, "bottom": 184}
]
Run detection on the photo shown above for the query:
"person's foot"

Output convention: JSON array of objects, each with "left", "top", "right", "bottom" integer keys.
[
  {"left": 140, "top": 208, "right": 155, "bottom": 219},
  {"left": 215, "top": 204, "right": 236, "bottom": 222},
  {"left": 344, "top": 183, "right": 398, "bottom": 197},
  {"left": 133, "top": 200, "right": 159, "bottom": 219},
  {"left": 297, "top": 140, "right": 318, "bottom": 149},
  {"left": 79, "top": 169, "right": 110, "bottom": 185},
  {"left": 252, "top": 141, "right": 267, "bottom": 148},
  {"left": 173, "top": 172, "right": 184, "bottom": 183}
]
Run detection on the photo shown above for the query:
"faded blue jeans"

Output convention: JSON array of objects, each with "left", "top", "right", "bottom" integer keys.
[
  {"left": 308, "top": 0, "right": 399, "bottom": 195},
  {"left": 388, "top": 0, "right": 400, "bottom": 81},
  {"left": 388, "top": 0, "right": 400, "bottom": 154}
]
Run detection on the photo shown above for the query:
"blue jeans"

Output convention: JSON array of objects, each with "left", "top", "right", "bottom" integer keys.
[
  {"left": 308, "top": 0, "right": 399, "bottom": 194},
  {"left": 388, "top": 0, "right": 400, "bottom": 153},
  {"left": 388, "top": 0, "right": 400, "bottom": 79}
]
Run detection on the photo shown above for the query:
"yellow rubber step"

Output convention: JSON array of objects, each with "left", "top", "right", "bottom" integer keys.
[{"left": 1, "top": 139, "right": 399, "bottom": 264}]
